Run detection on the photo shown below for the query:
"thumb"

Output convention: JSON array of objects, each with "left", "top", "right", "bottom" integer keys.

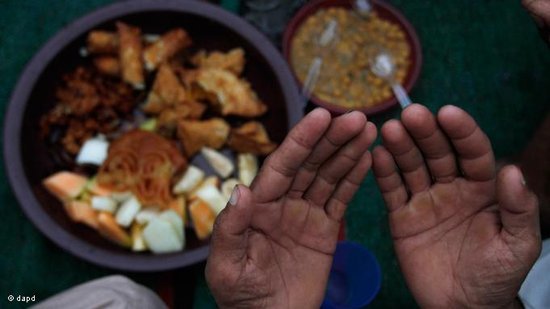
[
  {"left": 497, "top": 165, "right": 540, "bottom": 241},
  {"left": 207, "top": 185, "right": 254, "bottom": 266}
]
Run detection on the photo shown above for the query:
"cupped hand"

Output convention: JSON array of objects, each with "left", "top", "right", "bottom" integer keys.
[
  {"left": 206, "top": 108, "right": 377, "bottom": 308},
  {"left": 373, "top": 104, "right": 541, "bottom": 308}
]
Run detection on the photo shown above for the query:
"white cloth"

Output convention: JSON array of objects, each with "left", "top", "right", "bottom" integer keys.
[
  {"left": 31, "top": 275, "right": 167, "bottom": 309},
  {"left": 519, "top": 239, "right": 550, "bottom": 309}
]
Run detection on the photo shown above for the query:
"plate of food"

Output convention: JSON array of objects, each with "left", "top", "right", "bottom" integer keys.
[
  {"left": 4, "top": 0, "right": 302, "bottom": 271},
  {"left": 283, "top": 0, "right": 422, "bottom": 115}
]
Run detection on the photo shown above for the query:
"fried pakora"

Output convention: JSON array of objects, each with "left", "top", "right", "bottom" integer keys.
[
  {"left": 227, "top": 121, "right": 277, "bottom": 155},
  {"left": 177, "top": 118, "right": 230, "bottom": 156},
  {"left": 117, "top": 22, "right": 144, "bottom": 89},
  {"left": 143, "top": 28, "right": 191, "bottom": 71},
  {"left": 192, "top": 48, "right": 245, "bottom": 75}
]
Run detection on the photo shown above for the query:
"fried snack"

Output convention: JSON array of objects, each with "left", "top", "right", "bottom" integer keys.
[
  {"left": 93, "top": 56, "right": 120, "bottom": 77},
  {"left": 191, "top": 68, "right": 267, "bottom": 117},
  {"left": 98, "top": 130, "right": 187, "bottom": 208},
  {"left": 117, "top": 22, "right": 144, "bottom": 89},
  {"left": 177, "top": 118, "right": 230, "bottom": 157},
  {"left": 191, "top": 48, "right": 245, "bottom": 75},
  {"left": 143, "top": 28, "right": 191, "bottom": 71},
  {"left": 157, "top": 103, "right": 206, "bottom": 133},
  {"left": 227, "top": 121, "right": 277, "bottom": 155},
  {"left": 87, "top": 31, "right": 119, "bottom": 54},
  {"left": 143, "top": 63, "right": 187, "bottom": 113}
]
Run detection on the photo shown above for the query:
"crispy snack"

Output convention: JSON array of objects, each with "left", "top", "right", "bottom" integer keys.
[
  {"left": 93, "top": 56, "right": 120, "bottom": 77},
  {"left": 117, "top": 22, "right": 144, "bottom": 89},
  {"left": 191, "top": 48, "right": 245, "bottom": 75},
  {"left": 177, "top": 118, "right": 230, "bottom": 156},
  {"left": 40, "top": 67, "right": 136, "bottom": 154},
  {"left": 98, "top": 130, "right": 187, "bottom": 208},
  {"left": 227, "top": 121, "right": 277, "bottom": 155},
  {"left": 157, "top": 103, "right": 206, "bottom": 134},
  {"left": 87, "top": 31, "right": 119, "bottom": 54},
  {"left": 143, "top": 28, "right": 191, "bottom": 71},
  {"left": 191, "top": 68, "right": 267, "bottom": 117},
  {"left": 143, "top": 63, "right": 187, "bottom": 114}
]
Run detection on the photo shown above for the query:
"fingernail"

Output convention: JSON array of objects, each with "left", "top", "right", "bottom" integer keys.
[
  {"left": 517, "top": 167, "right": 527, "bottom": 187},
  {"left": 229, "top": 185, "right": 240, "bottom": 206},
  {"left": 345, "top": 109, "right": 354, "bottom": 114}
]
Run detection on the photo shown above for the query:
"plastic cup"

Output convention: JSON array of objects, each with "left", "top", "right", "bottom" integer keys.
[{"left": 321, "top": 241, "right": 382, "bottom": 309}]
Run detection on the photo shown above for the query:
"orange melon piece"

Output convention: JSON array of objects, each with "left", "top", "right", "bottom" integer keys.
[
  {"left": 189, "top": 199, "right": 216, "bottom": 240},
  {"left": 43, "top": 171, "right": 88, "bottom": 202},
  {"left": 66, "top": 200, "right": 99, "bottom": 229},
  {"left": 169, "top": 196, "right": 187, "bottom": 226},
  {"left": 97, "top": 212, "right": 132, "bottom": 248}
]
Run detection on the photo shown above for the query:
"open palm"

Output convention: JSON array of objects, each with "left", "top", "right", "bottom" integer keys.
[
  {"left": 373, "top": 104, "right": 541, "bottom": 308},
  {"left": 206, "top": 109, "right": 376, "bottom": 308}
]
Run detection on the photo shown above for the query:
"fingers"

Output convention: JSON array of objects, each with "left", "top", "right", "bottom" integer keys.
[
  {"left": 251, "top": 108, "right": 331, "bottom": 203},
  {"left": 288, "top": 111, "right": 367, "bottom": 198},
  {"left": 523, "top": 0, "right": 550, "bottom": 26},
  {"left": 380, "top": 119, "right": 431, "bottom": 193},
  {"left": 497, "top": 165, "right": 540, "bottom": 240},
  {"left": 208, "top": 185, "right": 254, "bottom": 267},
  {"left": 437, "top": 105, "right": 496, "bottom": 182},
  {"left": 304, "top": 121, "right": 377, "bottom": 207},
  {"left": 372, "top": 145, "right": 408, "bottom": 211},
  {"left": 400, "top": 104, "right": 458, "bottom": 183},
  {"left": 325, "top": 148, "right": 373, "bottom": 222}
]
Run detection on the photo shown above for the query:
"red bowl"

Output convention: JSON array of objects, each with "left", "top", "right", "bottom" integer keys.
[{"left": 283, "top": 0, "right": 422, "bottom": 115}]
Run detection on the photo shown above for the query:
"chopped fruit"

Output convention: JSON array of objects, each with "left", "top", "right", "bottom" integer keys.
[
  {"left": 195, "top": 184, "right": 226, "bottom": 215},
  {"left": 111, "top": 191, "right": 132, "bottom": 203},
  {"left": 143, "top": 218, "right": 184, "bottom": 253},
  {"left": 87, "top": 177, "right": 112, "bottom": 196},
  {"left": 238, "top": 153, "right": 258, "bottom": 186},
  {"left": 168, "top": 196, "right": 187, "bottom": 225},
  {"left": 189, "top": 199, "right": 216, "bottom": 240},
  {"left": 76, "top": 136, "right": 109, "bottom": 166},
  {"left": 115, "top": 196, "right": 142, "bottom": 227},
  {"left": 135, "top": 209, "right": 160, "bottom": 224},
  {"left": 201, "top": 147, "right": 234, "bottom": 179},
  {"left": 131, "top": 223, "right": 148, "bottom": 252},
  {"left": 91, "top": 196, "right": 117, "bottom": 213},
  {"left": 221, "top": 178, "right": 241, "bottom": 202},
  {"left": 188, "top": 176, "right": 220, "bottom": 200},
  {"left": 65, "top": 200, "right": 99, "bottom": 229},
  {"left": 159, "top": 210, "right": 185, "bottom": 243},
  {"left": 139, "top": 118, "right": 157, "bottom": 132},
  {"left": 43, "top": 171, "right": 88, "bottom": 202},
  {"left": 97, "top": 212, "right": 132, "bottom": 247},
  {"left": 173, "top": 165, "right": 205, "bottom": 194}
]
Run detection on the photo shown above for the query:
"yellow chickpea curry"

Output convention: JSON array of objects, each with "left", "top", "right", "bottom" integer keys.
[{"left": 291, "top": 8, "right": 411, "bottom": 109}]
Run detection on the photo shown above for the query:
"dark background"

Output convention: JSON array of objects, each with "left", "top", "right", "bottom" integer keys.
[{"left": 1, "top": 0, "right": 549, "bottom": 308}]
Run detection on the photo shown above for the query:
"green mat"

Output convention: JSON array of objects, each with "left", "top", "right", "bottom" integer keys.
[{"left": 1, "top": 1, "right": 549, "bottom": 308}]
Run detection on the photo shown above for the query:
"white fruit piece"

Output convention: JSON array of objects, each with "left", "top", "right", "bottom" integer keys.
[
  {"left": 111, "top": 191, "right": 133, "bottom": 203},
  {"left": 135, "top": 209, "right": 160, "bottom": 225},
  {"left": 159, "top": 210, "right": 185, "bottom": 244},
  {"left": 238, "top": 153, "right": 258, "bottom": 186},
  {"left": 76, "top": 136, "right": 109, "bottom": 166},
  {"left": 221, "top": 178, "right": 241, "bottom": 202},
  {"left": 115, "top": 196, "right": 142, "bottom": 227},
  {"left": 173, "top": 165, "right": 205, "bottom": 194},
  {"left": 196, "top": 184, "right": 227, "bottom": 215},
  {"left": 91, "top": 196, "right": 117, "bottom": 213},
  {"left": 143, "top": 218, "right": 184, "bottom": 253},
  {"left": 131, "top": 223, "right": 148, "bottom": 252},
  {"left": 188, "top": 176, "right": 220, "bottom": 200},
  {"left": 201, "top": 147, "right": 234, "bottom": 179}
]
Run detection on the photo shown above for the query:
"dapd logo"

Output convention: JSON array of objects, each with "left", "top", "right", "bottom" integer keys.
[{"left": 7, "top": 294, "right": 36, "bottom": 303}]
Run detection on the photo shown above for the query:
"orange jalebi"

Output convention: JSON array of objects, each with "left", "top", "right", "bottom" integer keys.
[{"left": 98, "top": 130, "right": 186, "bottom": 208}]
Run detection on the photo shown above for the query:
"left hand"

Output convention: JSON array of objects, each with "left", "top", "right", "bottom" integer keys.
[{"left": 205, "top": 108, "right": 377, "bottom": 308}]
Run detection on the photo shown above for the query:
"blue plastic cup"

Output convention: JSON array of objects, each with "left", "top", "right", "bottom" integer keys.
[{"left": 321, "top": 241, "right": 382, "bottom": 309}]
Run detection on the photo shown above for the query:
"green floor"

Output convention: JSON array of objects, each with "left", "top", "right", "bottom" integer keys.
[{"left": 1, "top": 1, "right": 549, "bottom": 308}]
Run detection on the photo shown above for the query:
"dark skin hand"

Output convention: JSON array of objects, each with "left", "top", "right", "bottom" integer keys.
[
  {"left": 206, "top": 108, "right": 377, "bottom": 308},
  {"left": 372, "top": 104, "right": 541, "bottom": 308},
  {"left": 523, "top": 0, "right": 550, "bottom": 44}
]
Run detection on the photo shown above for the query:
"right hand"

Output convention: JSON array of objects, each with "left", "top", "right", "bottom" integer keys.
[{"left": 523, "top": 0, "right": 550, "bottom": 43}]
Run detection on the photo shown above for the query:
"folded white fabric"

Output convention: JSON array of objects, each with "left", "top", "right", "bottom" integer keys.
[
  {"left": 30, "top": 275, "right": 167, "bottom": 309},
  {"left": 519, "top": 239, "right": 550, "bottom": 309}
]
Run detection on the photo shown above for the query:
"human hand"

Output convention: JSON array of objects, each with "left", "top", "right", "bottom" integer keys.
[
  {"left": 523, "top": 0, "right": 550, "bottom": 44},
  {"left": 372, "top": 104, "right": 541, "bottom": 308},
  {"left": 206, "top": 108, "right": 377, "bottom": 308}
]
